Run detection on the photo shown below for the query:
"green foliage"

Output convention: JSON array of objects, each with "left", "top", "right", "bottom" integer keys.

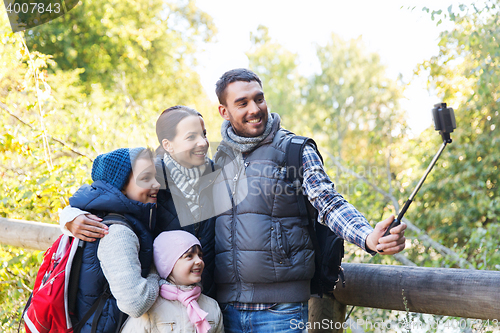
[
  {"left": 25, "top": 0, "right": 216, "bottom": 110},
  {"left": 0, "top": 246, "right": 40, "bottom": 332},
  {"left": 1, "top": 23, "right": 93, "bottom": 222},
  {"left": 0, "top": 17, "right": 91, "bottom": 331},
  {"left": 408, "top": 0, "right": 500, "bottom": 269},
  {"left": 349, "top": 1, "right": 500, "bottom": 326},
  {"left": 350, "top": 2, "right": 500, "bottom": 330},
  {"left": 0, "top": 0, "right": 218, "bottom": 329},
  {"left": 305, "top": 33, "right": 408, "bottom": 227},
  {"left": 306, "top": 33, "right": 406, "bottom": 155}
]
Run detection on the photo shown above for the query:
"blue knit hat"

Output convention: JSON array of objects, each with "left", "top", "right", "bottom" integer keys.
[{"left": 91, "top": 148, "right": 145, "bottom": 190}]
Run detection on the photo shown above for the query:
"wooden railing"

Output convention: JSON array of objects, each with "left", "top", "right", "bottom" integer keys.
[
  {"left": 2, "top": 218, "right": 500, "bottom": 333},
  {"left": 0, "top": 217, "right": 61, "bottom": 250},
  {"left": 310, "top": 263, "right": 500, "bottom": 332}
]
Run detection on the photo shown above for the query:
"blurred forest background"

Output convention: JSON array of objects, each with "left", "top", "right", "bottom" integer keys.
[{"left": 1, "top": 0, "right": 498, "bottom": 331}]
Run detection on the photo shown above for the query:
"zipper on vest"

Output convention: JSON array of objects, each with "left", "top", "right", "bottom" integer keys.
[
  {"left": 232, "top": 174, "right": 238, "bottom": 196},
  {"left": 230, "top": 202, "right": 241, "bottom": 300},
  {"left": 149, "top": 208, "right": 153, "bottom": 230},
  {"left": 233, "top": 163, "right": 244, "bottom": 300},
  {"left": 223, "top": 157, "right": 243, "bottom": 301}
]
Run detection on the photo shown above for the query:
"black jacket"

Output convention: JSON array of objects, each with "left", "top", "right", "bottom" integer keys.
[{"left": 154, "top": 157, "right": 217, "bottom": 298}]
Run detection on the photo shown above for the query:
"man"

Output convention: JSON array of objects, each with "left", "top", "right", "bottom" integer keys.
[{"left": 211, "top": 68, "right": 406, "bottom": 332}]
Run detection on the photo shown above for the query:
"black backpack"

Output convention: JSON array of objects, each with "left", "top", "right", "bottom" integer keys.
[{"left": 284, "top": 135, "right": 345, "bottom": 297}]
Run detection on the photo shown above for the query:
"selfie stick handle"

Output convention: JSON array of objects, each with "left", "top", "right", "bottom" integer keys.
[{"left": 383, "top": 140, "right": 449, "bottom": 237}]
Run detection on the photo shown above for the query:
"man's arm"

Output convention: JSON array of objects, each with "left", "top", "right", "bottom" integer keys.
[
  {"left": 301, "top": 144, "right": 406, "bottom": 255},
  {"left": 59, "top": 205, "right": 108, "bottom": 241}
]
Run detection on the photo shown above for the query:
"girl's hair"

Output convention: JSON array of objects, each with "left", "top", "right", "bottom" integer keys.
[
  {"left": 155, "top": 105, "right": 203, "bottom": 156},
  {"left": 133, "top": 147, "right": 155, "bottom": 165},
  {"left": 125, "top": 147, "right": 155, "bottom": 185},
  {"left": 182, "top": 244, "right": 203, "bottom": 257}
]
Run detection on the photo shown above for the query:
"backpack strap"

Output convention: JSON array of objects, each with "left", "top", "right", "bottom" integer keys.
[
  {"left": 72, "top": 282, "right": 112, "bottom": 333},
  {"left": 285, "top": 135, "right": 323, "bottom": 221},
  {"left": 285, "top": 135, "right": 345, "bottom": 297},
  {"left": 285, "top": 135, "right": 325, "bottom": 288},
  {"left": 68, "top": 238, "right": 85, "bottom": 316},
  {"left": 102, "top": 213, "right": 133, "bottom": 230},
  {"left": 72, "top": 214, "right": 132, "bottom": 333},
  {"left": 18, "top": 291, "right": 33, "bottom": 333},
  {"left": 284, "top": 135, "right": 323, "bottom": 225},
  {"left": 285, "top": 136, "right": 323, "bottom": 184}
]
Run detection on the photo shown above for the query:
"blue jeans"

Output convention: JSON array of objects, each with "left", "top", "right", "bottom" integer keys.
[{"left": 221, "top": 302, "right": 308, "bottom": 333}]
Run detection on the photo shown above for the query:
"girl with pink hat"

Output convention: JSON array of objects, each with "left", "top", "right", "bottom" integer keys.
[{"left": 120, "top": 230, "right": 223, "bottom": 333}]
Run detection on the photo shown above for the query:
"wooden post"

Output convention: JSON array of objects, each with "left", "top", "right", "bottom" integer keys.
[
  {"left": 309, "top": 294, "right": 346, "bottom": 332},
  {"left": 0, "top": 217, "right": 61, "bottom": 250}
]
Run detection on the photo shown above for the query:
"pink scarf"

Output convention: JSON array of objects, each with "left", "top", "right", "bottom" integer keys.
[{"left": 160, "top": 284, "right": 211, "bottom": 333}]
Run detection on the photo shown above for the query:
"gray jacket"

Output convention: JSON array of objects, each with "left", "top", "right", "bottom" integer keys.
[{"left": 213, "top": 127, "right": 315, "bottom": 303}]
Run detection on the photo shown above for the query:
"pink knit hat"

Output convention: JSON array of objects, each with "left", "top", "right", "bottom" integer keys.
[{"left": 154, "top": 230, "right": 202, "bottom": 279}]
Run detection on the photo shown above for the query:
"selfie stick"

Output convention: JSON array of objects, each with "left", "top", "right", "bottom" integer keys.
[{"left": 382, "top": 103, "right": 456, "bottom": 237}]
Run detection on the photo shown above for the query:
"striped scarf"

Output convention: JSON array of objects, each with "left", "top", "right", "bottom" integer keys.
[
  {"left": 163, "top": 153, "right": 207, "bottom": 220},
  {"left": 221, "top": 112, "right": 274, "bottom": 153}
]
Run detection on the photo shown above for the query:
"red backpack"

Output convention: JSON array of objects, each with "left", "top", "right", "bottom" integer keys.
[
  {"left": 22, "top": 231, "right": 117, "bottom": 333},
  {"left": 23, "top": 234, "right": 79, "bottom": 333}
]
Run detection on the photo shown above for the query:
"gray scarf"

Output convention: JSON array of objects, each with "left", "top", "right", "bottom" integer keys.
[
  {"left": 163, "top": 153, "right": 208, "bottom": 220},
  {"left": 220, "top": 113, "right": 277, "bottom": 153}
]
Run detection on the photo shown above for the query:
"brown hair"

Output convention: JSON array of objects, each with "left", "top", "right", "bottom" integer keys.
[
  {"left": 183, "top": 244, "right": 203, "bottom": 258},
  {"left": 124, "top": 147, "right": 155, "bottom": 187},
  {"left": 215, "top": 68, "right": 262, "bottom": 105},
  {"left": 155, "top": 105, "right": 202, "bottom": 156}
]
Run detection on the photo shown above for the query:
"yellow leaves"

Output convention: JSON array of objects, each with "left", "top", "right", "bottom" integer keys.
[
  {"left": 136, "top": 34, "right": 152, "bottom": 51},
  {"left": 16, "top": 46, "right": 27, "bottom": 59}
]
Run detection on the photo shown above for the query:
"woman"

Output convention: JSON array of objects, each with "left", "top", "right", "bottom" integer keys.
[
  {"left": 153, "top": 105, "right": 217, "bottom": 297},
  {"left": 61, "top": 106, "right": 218, "bottom": 298}
]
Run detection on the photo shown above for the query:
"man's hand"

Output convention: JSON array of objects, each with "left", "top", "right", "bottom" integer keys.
[
  {"left": 66, "top": 214, "right": 108, "bottom": 242},
  {"left": 365, "top": 215, "right": 406, "bottom": 255}
]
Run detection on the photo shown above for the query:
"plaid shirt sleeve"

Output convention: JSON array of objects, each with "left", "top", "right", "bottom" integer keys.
[{"left": 302, "top": 144, "right": 375, "bottom": 253}]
